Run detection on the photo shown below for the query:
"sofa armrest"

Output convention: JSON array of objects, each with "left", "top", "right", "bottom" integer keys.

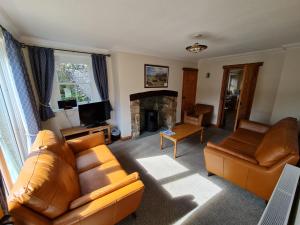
[
  {"left": 67, "top": 132, "right": 105, "bottom": 153},
  {"left": 54, "top": 180, "right": 144, "bottom": 225},
  {"left": 70, "top": 172, "right": 140, "bottom": 209},
  {"left": 238, "top": 119, "right": 270, "bottom": 134}
]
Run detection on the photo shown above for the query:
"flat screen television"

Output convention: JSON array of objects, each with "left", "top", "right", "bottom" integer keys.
[{"left": 78, "top": 101, "right": 111, "bottom": 127}]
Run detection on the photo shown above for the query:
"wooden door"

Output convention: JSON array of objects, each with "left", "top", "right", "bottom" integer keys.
[
  {"left": 181, "top": 68, "right": 198, "bottom": 122},
  {"left": 233, "top": 63, "right": 263, "bottom": 130}
]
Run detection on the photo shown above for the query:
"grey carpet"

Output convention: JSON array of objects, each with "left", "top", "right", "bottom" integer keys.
[{"left": 109, "top": 127, "right": 265, "bottom": 225}]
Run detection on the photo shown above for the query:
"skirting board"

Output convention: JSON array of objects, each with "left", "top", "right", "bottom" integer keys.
[
  {"left": 120, "top": 123, "right": 216, "bottom": 141},
  {"left": 177, "top": 122, "right": 217, "bottom": 127},
  {"left": 121, "top": 136, "right": 132, "bottom": 141}
]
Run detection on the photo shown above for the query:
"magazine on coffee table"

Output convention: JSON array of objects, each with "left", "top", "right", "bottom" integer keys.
[{"left": 161, "top": 129, "right": 175, "bottom": 136}]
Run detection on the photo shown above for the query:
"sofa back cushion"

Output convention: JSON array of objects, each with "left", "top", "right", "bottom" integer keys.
[
  {"left": 31, "top": 130, "right": 76, "bottom": 169},
  {"left": 8, "top": 150, "right": 80, "bottom": 219},
  {"left": 66, "top": 132, "right": 105, "bottom": 154},
  {"left": 255, "top": 117, "right": 299, "bottom": 167}
]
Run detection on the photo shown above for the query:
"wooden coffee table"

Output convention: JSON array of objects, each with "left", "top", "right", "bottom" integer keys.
[{"left": 160, "top": 123, "right": 204, "bottom": 158}]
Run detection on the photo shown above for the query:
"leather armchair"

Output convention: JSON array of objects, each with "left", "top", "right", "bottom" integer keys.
[
  {"left": 184, "top": 111, "right": 203, "bottom": 127},
  {"left": 184, "top": 103, "right": 213, "bottom": 126},
  {"left": 8, "top": 130, "right": 144, "bottom": 225},
  {"left": 204, "top": 117, "right": 299, "bottom": 200}
]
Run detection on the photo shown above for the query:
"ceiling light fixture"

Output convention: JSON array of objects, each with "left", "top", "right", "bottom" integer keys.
[
  {"left": 186, "top": 34, "right": 207, "bottom": 53},
  {"left": 186, "top": 42, "right": 207, "bottom": 53}
]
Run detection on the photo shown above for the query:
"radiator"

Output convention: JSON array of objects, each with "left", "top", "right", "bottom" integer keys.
[{"left": 258, "top": 164, "right": 300, "bottom": 225}]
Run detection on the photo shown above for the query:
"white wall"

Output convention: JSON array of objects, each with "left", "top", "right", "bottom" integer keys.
[
  {"left": 111, "top": 52, "right": 196, "bottom": 137},
  {"left": 197, "top": 49, "right": 285, "bottom": 125},
  {"left": 271, "top": 47, "right": 300, "bottom": 123}
]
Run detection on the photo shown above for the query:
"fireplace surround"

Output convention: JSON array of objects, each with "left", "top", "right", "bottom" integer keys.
[{"left": 130, "top": 90, "right": 178, "bottom": 138}]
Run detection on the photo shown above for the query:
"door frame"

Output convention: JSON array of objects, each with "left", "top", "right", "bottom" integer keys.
[{"left": 216, "top": 62, "right": 263, "bottom": 128}]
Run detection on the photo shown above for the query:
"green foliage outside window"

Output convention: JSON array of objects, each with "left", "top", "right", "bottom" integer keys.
[{"left": 57, "top": 63, "right": 91, "bottom": 103}]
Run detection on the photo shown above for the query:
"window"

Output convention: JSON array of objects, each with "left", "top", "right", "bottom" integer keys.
[{"left": 51, "top": 52, "right": 100, "bottom": 109}]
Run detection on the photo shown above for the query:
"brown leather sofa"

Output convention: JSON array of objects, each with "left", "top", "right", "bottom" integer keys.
[
  {"left": 8, "top": 130, "right": 144, "bottom": 225},
  {"left": 204, "top": 117, "right": 299, "bottom": 200},
  {"left": 184, "top": 103, "right": 213, "bottom": 126}
]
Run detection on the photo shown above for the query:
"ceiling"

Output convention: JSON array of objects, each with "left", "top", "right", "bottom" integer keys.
[{"left": 1, "top": 0, "right": 300, "bottom": 61}]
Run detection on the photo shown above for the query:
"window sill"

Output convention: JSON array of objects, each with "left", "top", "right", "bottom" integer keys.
[{"left": 52, "top": 107, "right": 78, "bottom": 113}]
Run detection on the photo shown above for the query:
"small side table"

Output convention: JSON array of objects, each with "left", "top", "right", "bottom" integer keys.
[{"left": 61, "top": 124, "right": 112, "bottom": 144}]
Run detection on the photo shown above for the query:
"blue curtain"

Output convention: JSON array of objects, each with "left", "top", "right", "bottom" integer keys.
[
  {"left": 91, "top": 54, "right": 111, "bottom": 108},
  {"left": 28, "top": 46, "right": 55, "bottom": 121},
  {"left": 3, "top": 30, "right": 41, "bottom": 143}
]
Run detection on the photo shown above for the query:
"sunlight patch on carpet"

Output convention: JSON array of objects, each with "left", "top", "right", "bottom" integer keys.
[
  {"left": 136, "top": 155, "right": 188, "bottom": 180},
  {"left": 162, "top": 173, "right": 222, "bottom": 205},
  {"left": 163, "top": 173, "right": 222, "bottom": 225},
  {"left": 137, "top": 155, "right": 222, "bottom": 224}
]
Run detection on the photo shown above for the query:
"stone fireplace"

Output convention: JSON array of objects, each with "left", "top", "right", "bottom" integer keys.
[{"left": 130, "top": 90, "right": 178, "bottom": 138}]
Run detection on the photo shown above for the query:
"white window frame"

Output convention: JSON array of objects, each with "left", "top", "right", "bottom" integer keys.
[{"left": 50, "top": 51, "right": 100, "bottom": 110}]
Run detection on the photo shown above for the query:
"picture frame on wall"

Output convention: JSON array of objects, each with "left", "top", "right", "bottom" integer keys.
[{"left": 144, "top": 64, "right": 169, "bottom": 88}]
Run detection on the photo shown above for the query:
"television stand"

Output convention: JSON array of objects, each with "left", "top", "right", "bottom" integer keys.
[
  {"left": 60, "top": 124, "right": 112, "bottom": 144},
  {"left": 85, "top": 122, "right": 108, "bottom": 128}
]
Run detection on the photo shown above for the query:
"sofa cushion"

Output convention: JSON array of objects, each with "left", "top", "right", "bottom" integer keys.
[
  {"left": 76, "top": 145, "right": 116, "bottom": 173},
  {"left": 210, "top": 138, "right": 258, "bottom": 164},
  {"left": 255, "top": 117, "right": 299, "bottom": 167},
  {"left": 79, "top": 160, "right": 127, "bottom": 195},
  {"left": 229, "top": 128, "right": 264, "bottom": 146},
  {"left": 8, "top": 150, "right": 80, "bottom": 219},
  {"left": 31, "top": 130, "right": 76, "bottom": 169}
]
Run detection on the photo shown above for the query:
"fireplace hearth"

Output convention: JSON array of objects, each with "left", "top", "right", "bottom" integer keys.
[{"left": 130, "top": 90, "right": 178, "bottom": 138}]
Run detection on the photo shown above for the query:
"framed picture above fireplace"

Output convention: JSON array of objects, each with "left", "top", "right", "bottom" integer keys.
[{"left": 144, "top": 64, "right": 169, "bottom": 88}]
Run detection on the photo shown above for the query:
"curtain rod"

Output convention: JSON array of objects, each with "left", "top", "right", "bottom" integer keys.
[
  {"left": 0, "top": 24, "right": 110, "bottom": 57},
  {"left": 20, "top": 43, "right": 111, "bottom": 57}
]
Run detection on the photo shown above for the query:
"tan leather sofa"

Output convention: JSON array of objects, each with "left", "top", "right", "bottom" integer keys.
[
  {"left": 204, "top": 117, "right": 299, "bottom": 200},
  {"left": 8, "top": 130, "right": 144, "bottom": 225}
]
